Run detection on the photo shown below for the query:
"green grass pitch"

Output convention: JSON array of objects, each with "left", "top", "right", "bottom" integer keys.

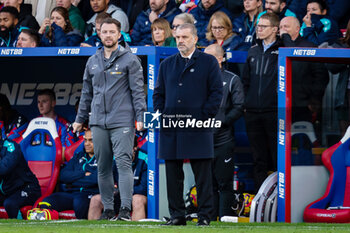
[{"left": 0, "top": 220, "right": 350, "bottom": 233}]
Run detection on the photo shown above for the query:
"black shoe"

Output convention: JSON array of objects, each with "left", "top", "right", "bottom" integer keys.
[
  {"left": 161, "top": 217, "right": 186, "bottom": 226},
  {"left": 117, "top": 206, "right": 131, "bottom": 221},
  {"left": 196, "top": 219, "right": 210, "bottom": 226},
  {"left": 99, "top": 209, "right": 116, "bottom": 220}
]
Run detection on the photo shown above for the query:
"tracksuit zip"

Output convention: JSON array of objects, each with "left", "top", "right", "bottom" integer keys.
[
  {"left": 103, "top": 70, "right": 107, "bottom": 128},
  {"left": 258, "top": 55, "right": 264, "bottom": 109}
]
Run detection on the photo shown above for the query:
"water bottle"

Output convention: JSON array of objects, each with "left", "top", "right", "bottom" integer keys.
[{"left": 233, "top": 166, "right": 239, "bottom": 191}]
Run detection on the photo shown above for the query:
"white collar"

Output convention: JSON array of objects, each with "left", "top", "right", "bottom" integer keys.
[{"left": 180, "top": 48, "right": 195, "bottom": 60}]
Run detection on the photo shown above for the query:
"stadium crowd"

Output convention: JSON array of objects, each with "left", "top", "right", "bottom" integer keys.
[{"left": 0, "top": 0, "right": 350, "bottom": 224}]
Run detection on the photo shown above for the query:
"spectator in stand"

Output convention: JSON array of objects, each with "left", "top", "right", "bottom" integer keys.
[
  {"left": 117, "top": 0, "right": 149, "bottom": 30},
  {"left": 85, "top": 0, "right": 129, "bottom": 38},
  {"left": 204, "top": 44, "right": 244, "bottom": 220},
  {"left": 190, "top": 0, "right": 234, "bottom": 46},
  {"left": 88, "top": 131, "right": 148, "bottom": 221},
  {"left": 300, "top": 0, "right": 340, "bottom": 46},
  {"left": 81, "top": 12, "right": 110, "bottom": 47},
  {"left": 0, "top": 94, "right": 28, "bottom": 141},
  {"left": 164, "top": 12, "right": 194, "bottom": 47},
  {"left": 0, "top": 6, "right": 21, "bottom": 47},
  {"left": 151, "top": 17, "right": 171, "bottom": 46},
  {"left": 36, "top": 88, "right": 69, "bottom": 148},
  {"left": 206, "top": 11, "right": 238, "bottom": 51},
  {"left": 56, "top": 0, "right": 85, "bottom": 35},
  {"left": 3, "top": 0, "right": 39, "bottom": 30},
  {"left": 72, "top": 0, "right": 94, "bottom": 22},
  {"left": 231, "top": 0, "right": 263, "bottom": 51},
  {"left": 24, "top": 0, "right": 56, "bottom": 25},
  {"left": 39, "top": 6, "right": 83, "bottom": 47},
  {"left": 16, "top": 28, "right": 40, "bottom": 47},
  {"left": 176, "top": 0, "right": 199, "bottom": 13},
  {"left": 0, "top": 134, "right": 41, "bottom": 219},
  {"left": 38, "top": 129, "right": 100, "bottom": 219},
  {"left": 242, "top": 13, "right": 282, "bottom": 193},
  {"left": 325, "top": 19, "right": 350, "bottom": 136},
  {"left": 131, "top": 0, "right": 180, "bottom": 46},
  {"left": 280, "top": 16, "right": 329, "bottom": 123},
  {"left": 257, "top": 0, "right": 296, "bottom": 24}
]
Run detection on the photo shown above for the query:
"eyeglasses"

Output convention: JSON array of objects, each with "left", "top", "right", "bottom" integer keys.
[
  {"left": 211, "top": 26, "right": 225, "bottom": 31},
  {"left": 172, "top": 24, "right": 180, "bottom": 30},
  {"left": 256, "top": 25, "right": 273, "bottom": 30}
]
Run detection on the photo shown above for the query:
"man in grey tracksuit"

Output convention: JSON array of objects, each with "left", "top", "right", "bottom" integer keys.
[{"left": 73, "top": 18, "right": 146, "bottom": 221}]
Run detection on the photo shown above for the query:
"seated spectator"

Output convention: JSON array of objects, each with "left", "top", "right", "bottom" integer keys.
[
  {"left": 85, "top": 0, "right": 129, "bottom": 38},
  {"left": 24, "top": 0, "right": 56, "bottom": 25},
  {"left": 36, "top": 88, "right": 69, "bottom": 147},
  {"left": 300, "top": 0, "right": 340, "bottom": 45},
  {"left": 38, "top": 129, "right": 99, "bottom": 219},
  {"left": 4, "top": 0, "right": 40, "bottom": 30},
  {"left": 280, "top": 16, "right": 329, "bottom": 123},
  {"left": 176, "top": 0, "right": 199, "bottom": 13},
  {"left": 190, "top": 0, "right": 234, "bottom": 46},
  {"left": 206, "top": 11, "right": 238, "bottom": 51},
  {"left": 0, "top": 6, "right": 21, "bottom": 47},
  {"left": 163, "top": 12, "right": 195, "bottom": 47},
  {"left": 88, "top": 131, "right": 148, "bottom": 221},
  {"left": 81, "top": 12, "right": 110, "bottom": 47},
  {"left": 0, "top": 135, "right": 41, "bottom": 219},
  {"left": 56, "top": 0, "right": 86, "bottom": 35},
  {"left": 16, "top": 28, "right": 40, "bottom": 47},
  {"left": 131, "top": 0, "right": 180, "bottom": 46},
  {"left": 118, "top": 0, "right": 149, "bottom": 30},
  {"left": 256, "top": 0, "right": 296, "bottom": 24},
  {"left": 232, "top": 0, "right": 263, "bottom": 51},
  {"left": 325, "top": 19, "right": 350, "bottom": 136},
  {"left": 151, "top": 17, "right": 171, "bottom": 46},
  {"left": 0, "top": 93, "right": 28, "bottom": 141},
  {"left": 39, "top": 6, "right": 83, "bottom": 47}
]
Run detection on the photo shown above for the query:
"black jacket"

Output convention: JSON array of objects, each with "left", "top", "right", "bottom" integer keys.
[
  {"left": 0, "top": 139, "right": 40, "bottom": 196},
  {"left": 214, "top": 69, "right": 244, "bottom": 146},
  {"left": 281, "top": 34, "right": 329, "bottom": 113},
  {"left": 18, "top": 4, "right": 40, "bottom": 31},
  {"left": 242, "top": 38, "right": 283, "bottom": 112}
]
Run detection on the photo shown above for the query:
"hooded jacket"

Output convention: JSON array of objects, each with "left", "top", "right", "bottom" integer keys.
[
  {"left": 59, "top": 151, "right": 99, "bottom": 194},
  {"left": 18, "top": 3, "right": 40, "bottom": 31},
  {"left": 76, "top": 45, "right": 146, "bottom": 128},
  {"left": 130, "top": 1, "right": 180, "bottom": 45},
  {"left": 40, "top": 23, "right": 83, "bottom": 47},
  {"left": 0, "top": 139, "right": 40, "bottom": 196},
  {"left": 191, "top": 0, "right": 234, "bottom": 46},
  {"left": 242, "top": 38, "right": 283, "bottom": 112},
  {"left": 214, "top": 69, "right": 244, "bottom": 146},
  {"left": 300, "top": 14, "right": 340, "bottom": 45}
]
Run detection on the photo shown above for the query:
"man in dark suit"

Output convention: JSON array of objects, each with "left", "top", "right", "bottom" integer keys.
[{"left": 153, "top": 23, "right": 223, "bottom": 226}]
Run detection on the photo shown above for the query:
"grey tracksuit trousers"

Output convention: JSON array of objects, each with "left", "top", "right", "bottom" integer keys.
[{"left": 91, "top": 126, "right": 135, "bottom": 210}]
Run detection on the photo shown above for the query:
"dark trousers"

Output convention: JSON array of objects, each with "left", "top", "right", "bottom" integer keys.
[
  {"left": 245, "top": 111, "right": 277, "bottom": 193},
  {"left": 212, "top": 141, "right": 235, "bottom": 219},
  {"left": 41, "top": 192, "right": 92, "bottom": 219},
  {"left": 165, "top": 159, "right": 213, "bottom": 222},
  {"left": 0, "top": 183, "right": 41, "bottom": 219}
]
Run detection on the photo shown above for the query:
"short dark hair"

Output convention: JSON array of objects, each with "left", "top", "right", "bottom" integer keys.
[
  {"left": 0, "top": 6, "right": 19, "bottom": 19},
  {"left": 260, "top": 12, "right": 280, "bottom": 27},
  {"left": 96, "top": 12, "right": 111, "bottom": 24},
  {"left": 37, "top": 89, "right": 56, "bottom": 101},
  {"left": 0, "top": 93, "right": 11, "bottom": 111},
  {"left": 307, "top": 0, "right": 328, "bottom": 12},
  {"left": 20, "top": 28, "right": 40, "bottom": 46},
  {"left": 100, "top": 18, "right": 121, "bottom": 32}
]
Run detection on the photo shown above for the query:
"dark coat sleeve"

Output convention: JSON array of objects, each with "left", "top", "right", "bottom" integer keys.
[
  {"left": 133, "top": 159, "right": 147, "bottom": 196},
  {"left": 0, "top": 140, "right": 20, "bottom": 176},
  {"left": 59, "top": 152, "right": 85, "bottom": 183},
  {"left": 224, "top": 75, "right": 244, "bottom": 126}
]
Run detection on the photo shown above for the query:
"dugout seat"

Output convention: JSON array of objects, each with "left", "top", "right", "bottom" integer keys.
[
  {"left": 0, "top": 117, "right": 62, "bottom": 219},
  {"left": 304, "top": 126, "right": 350, "bottom": 223}
]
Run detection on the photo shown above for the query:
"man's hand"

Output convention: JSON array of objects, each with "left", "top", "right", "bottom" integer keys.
[
  {"left": 72, "top": 122, "right": 83, "bottom": 133},
  {"left": 149, "top": 11, "right": 158, "bottom": 23},
  {"left": 85, "top": 172, "right": 91, "bottom": 176},
  {"left": 136, "top": 122, "right": 143, "bottom": 131}
]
